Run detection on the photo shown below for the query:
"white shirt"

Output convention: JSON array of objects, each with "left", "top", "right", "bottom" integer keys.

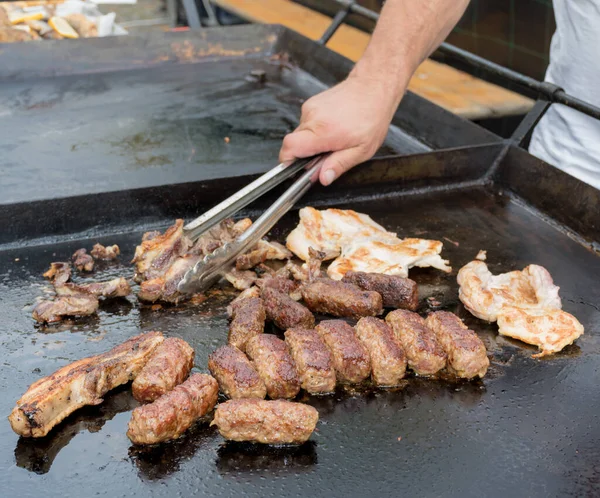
[{"left": 529, "top": 0, "right": 600, "bottom": 189}]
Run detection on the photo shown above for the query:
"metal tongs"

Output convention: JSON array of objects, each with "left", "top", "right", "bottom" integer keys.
[{"left": 177, "top": 155, "right": 324, "bottom": 294}]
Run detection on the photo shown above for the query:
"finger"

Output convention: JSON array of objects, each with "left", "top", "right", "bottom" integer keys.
[
  {"left": 279, "top": 128, "right": 331, "bottom": 163},
  {"left": 319, "top": 147, "right": 364, "bottom": 186}
]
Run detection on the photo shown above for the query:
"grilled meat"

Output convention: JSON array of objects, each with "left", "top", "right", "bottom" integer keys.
[
  {"left": 43, "top": 262, "right": 71, "bottom": 285},
  {"left": 246, "top": 335, "right": 300, "bottom": 399},
  {"left": 262, "top": 287, "right": 315, "bottom": 330},
  {"left": 208, "top": 345, "right": 267, "bottom": 399},
  {"left": 236, "top": 240, "right": 292, "bottom": 270},
  {"left": 228, "top": 296, "right": 266, "bottom": 352},
  {"left": 386, "top": 310, "right": 446, "bottom": 376},
  {"left": 315, "top": 320, "right": 371, "bottom": 384},
  {"left": 256, "top": 275, "right": 302, "bottom": 300},
  {"left": 127, "top": 373, "right": 218, "bottom": 445},
  {"left": 224, "top": 268, "right": 257, "bottom": 290},
  {"left": 342, "top": 271, "right": 418, "bottom": 310},
  {"left": 284, "top": 328, "right": 336, "bottom": 394},
  {"left": 355, "top": 317, "right": 407, "bottom": 386},
  {"left": 301, "top": 278, "right": 383, "bottom": 319},
  {"left": 74, "top": 277, "right": 131, "bottom": 298},
  {"left": 32, "top": 287, "right": 98, "bottom": 324},
  {"left": 132, "top": 337, "right": 195, "bottom": 403},
  {"left": 90, "top": 243, "right": 120, "bottom": 260},
  {"left": 227, "top": 287, "right": 261, "bottom": 316},
  {"left": 189, "top": 218, "right": 252, "bottom": 256},
  {"left": 138, "top": 254, "right": 201, "bottom": 303},
  {"left": 212, "top": 399, "right": 318, "bottom": 444},
  {"left": 9, "top": 332, "right": 164, "bottom": 437},
  {"left": 425, "top": 312, "right": 489, "bottom": 378},
  {"left": 72, "top": 248, "right": 94, "bottom": 272}
]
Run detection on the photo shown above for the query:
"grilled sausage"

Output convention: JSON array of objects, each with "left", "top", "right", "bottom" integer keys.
[
  {"left": 386, "top": 310, "right": 446, "bottom": 376},
  {"left": 208, "top": 345, "right": 267, "bottom": 399},
  {"left": 262, "top": 287, "right": 315, "bottom": 330},
  {"left": 228, "top": 296, "right": 266, "bottom": 352},
  {"left": 355, "top": 317, "right": 407, "bottom": 386},
  {"left": 245, "top": 335, "right": 300, "bottom": 399},
  {"left": 301, "top": 279, "right": 383, "bottom": 319},
  {"left": 315, "top": 320, "right": 371, "bottom": 383},
  {"left": 127, "top": 373, "right": 218, "bottom": 445},
  {"left": 425, "top": 311, "right": 489, "bottom": 378},
  {"left": 132, "top": 337, "right": 195, "bottom": 403},
  {"left": 212, "top": 399, "right": 318, "bottom": 444},
  {"left": 284, "top": 328, "right": 337, "bottom": 394},
  {"left": 342, "top": 271, "right": 419, "bottom": 310}
]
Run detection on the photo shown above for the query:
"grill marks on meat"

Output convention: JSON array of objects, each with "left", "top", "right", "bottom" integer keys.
[
  {"left": 127, "top": 373, "right": 218, "bottom": 445},
  {"left": 72, "top": 248, "right": 94, "bottom": 272},
  {"left": 228, "top": 296, "right": 266, "bottom": 352},
  {"left": 386, "top": 310, "right": 446, "bottom": 376},
  {"left": 132, "top": 337, "right": 195, "bottom": 403},
  {"left": 262, "top": 287, "right": 315, "bottom": 330},
  {"left": 316, "top": 320, "right": 371, "bottom": 384},
  {"left": 9, "top": 332, "right": 164, "bottom": 437},
  {"left": 90, "top": 243, "right": 120, "bottom": 260},
  {"left": 43, "top": 262, "right": 72, "bottom": 285},
  {"left": 301, "top": 279, "right": 383, "bottom": 319},
  {"left": 342, "top": 271, "right": 418, "bottom": 310},
  {"left": 426, "top": 312, "right": 489, "bottom": 378},
  {"left": 246, "top": 335, "right": 300, "bottom": 400},
  {"left": 355, "top": 317, "right": 407, "bottom": 386},
  {"left": 212, "top": 399, "right": 318, "bottom": 444},
  {"left": 208, "top": 345, "right": 267, "bottom": 399}
]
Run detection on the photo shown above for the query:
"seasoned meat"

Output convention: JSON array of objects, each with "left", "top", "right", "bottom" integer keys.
[
  {"left": 342, "top": 271, "right": 418, "bottom": 310},
  {"left": 212, "top": 399, "right": 318, "bottom": 444},
  {"left": 425, "top": 312, "right": 489, "bottom": 378},
  {"left": 43, "top": 262, "right": 71, "bottom": 285},
  {"left": 32, "top": 287, "right": 98, "bottom": 323},
  {"left": 132, "top": 337, "right": 195, "bottom": 402},
  {"left": 256, "top": 275, "right": 302, "bottom": 300},
  {"left": 138, "top": 254, "right": 201, "bottom": 303},
  {"left": 386, "top": 310, "right": 446, "bottom": 376},
  {"left": 301, "top": 278, "right": 383, "bottom": 319},
  {"left": 74, "top": 277, "right": 131, "bottom": 298},
  {"left": 246, "top": 335, "right": 300, "bottom": 399},
  {"left": 127, "top": 373, "right": 218, "bottom": 445},
  {"left": 90, "top": 243, "right": 120, "bottom": 260},
  {"left": 284, "top": 328, "right": 336, "bottom": 394},
  {"left": 72, "top": 248, "right": 94, "bottom": 272},
  {"left": 236, "top": 240, "right": 292, "bottom": 270},
  {"left": 208, "top": 345, "right": 266, "bottom": 399},
  {"left": 355, "top": 317, "right": 407, "bottom": 386},
  {"left": 262, "top": 287, "right": 315, "bottom": 330},
  {"left": 224, "top": 268, "right": 257, "bottom": 290},
  {"left": 227, "top": 287, "right": 261, "bottom": 316},
  {"left": 189, "top": 218, "right": 252, "bottom": 256},
  {"left": 9, "top": 332, "right": 164, "bottom": 437},
  {"left": 228, "top": 296, "right": 266, "bottom": 352},
  {"left": 315, "top": 320, "right": 371, "bottom": 384}
]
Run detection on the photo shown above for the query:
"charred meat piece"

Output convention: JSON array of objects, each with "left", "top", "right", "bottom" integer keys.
[
  {"left": 212, "top": 399, "right": 318, "bottom": 444},
  {"left": 315, "top": 320, "right": 371, "bottom": 384},
  {"left": 228, "top": 296, "right": 266, "bottom": 352},
  {"left": 246, "top": 335, "right": 300, "bottom": 399},
  {"left": 208, "top": 345, "right": 267, "bottom": 399},
  {"left": 90, "top": 243, "right": 120, "bottom": 260},
  {"left": 386, "top": 310, "right": 446, "bottom": 376},
  {"left": 32, "top": 287, "right": 98, "bottom": 324},
  {"left": 72, "top": 248, "right": 94, "bottom": 272},
  {"left": 224, "top": 268, "right": 257, "bottom": 290},
  {"left": 132, "top": 337, "right": 195, "bottom": 402},
  {"left": 138, "top": 254, "right": 201, "bottom": 303},
  {"left": 425, "top": 311, "right": 489, "bottom": 378},
  {"left": 342, "top": 271, "right": 418, "bottom": 310},
  {"left": 262, "top": 287, "right": 315, "bottom": 330},
  {"left": 301, "top": 279, "right": 383, "bottom": 319},
  {"left": 74, "top": 277, "right": 131, "bottom": 298},
  {"left": 236, "top": 240, "right": 292, "bottom": 270},
  {"left": 284, "top": 328, "right": 336, "bottom": 394},
  {"left": 43, "top": 262, "right": 71, "bottom": 285},
  {"left": 127, "top": 373, "right": 218, "bottom": 445},
  {"left": 355, "top": 317, "right": 407, "bottom": 386},
  {"left": 9, "top": 332, "right": 164, "bottom": 437}
]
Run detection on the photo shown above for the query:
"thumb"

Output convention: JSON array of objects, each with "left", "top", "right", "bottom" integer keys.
[
  {"left": 279, "top": 128, "right": 331, "bottom": 163},
  {"left": 319, "top": 147, "right": 363, "bottom": 186}
]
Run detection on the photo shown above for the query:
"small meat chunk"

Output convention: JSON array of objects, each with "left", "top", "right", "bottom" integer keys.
[
  {"left": 32, "top": 289, "right": 98, "bottom": 324},
  {"left": 228, "top": 296, "right": 266, "bottom": 352},
  {"left": 43, "top": 262, "right": 71, "bottom": 285},
  {"left": 355, "top": 317, "right": 407, "bottom": 386},
  {"left": 90, "top": 243, "right": 120, "bottom": 260},
  {"left": 425, "top": 311, "right": 489, "bottom": 378},
  {"left": 208, "top": 345, "right": 266, "bottom": 399},
  {"left": 127, "top": 373, "right": 218, "bottom": 445},
  {"left": 301, "top": 278, "right": 383, "bottom": 319},
  {"left": 315, "top": 320, "right": 371, "bottom": 384},
  {"left": 246, "top": 335, "right": 300, "bottom": 399},
  {"left": 236, "top": 240, "right": 292, "bottom": 270},
  {"left": 75, "top": 277, "right": 131, "bottom": 298},
  {"left": 224, "top": 268, "right": 257, "bottom": 290},
  {"left": 138, "top": 254, "right": 201, "bottom": 303},
  {"left": 386, "top": 310, "right": 446, "bottom": 376},
  {"left": 262, "top": 287, "right": 315, "bottom": 330},
  {"left": 284, "top": 328, "right": 336, "bottom": 394},
  {"left": 132, "top": 337, "right": 195, "bottom": 402},
  {"left": 342, "top": 271, "right": 418, "bottom": 310},
  {"left": 256, "top": 275, "right": 302, "bottom": 301},
  {"left": 212, "top": 399, "right": 318, "bottom": 444},
  {"left": 72, "top": 248, "right": 94, "bottom": 272}
]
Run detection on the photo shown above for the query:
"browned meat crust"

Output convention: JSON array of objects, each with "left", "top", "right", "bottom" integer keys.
[
  {"left": 132, "top": 337, "right": 195, "bottom": 402},
  {"left": 236, "top": 240, "right": 292, "bottom": 270},
  {"left": 301, "top": 279, "right": 383, "bottom": 319},
  {"left": 355, "top": 317, "right": 407, "bottom": 386},
  {"left": 386, "top": 310, "right": 446, "bottom": 376},
  {"left": 224, "top": 268, "right": 257, "bottom": 290},
  {"left": 256, "top": 275, "right": 302, "bottom": 300},
  {"left": 208, "top": 345, "right": 267, "bottom": 399},
  {"left": 315, "top": 320, "right": 371, "bottom": 383},
  {"left": 9, "top": 332, "right": 164, "bottom": 437},
  {"left": 245, "top": 335, "right": 300, "bottom": 399},
  {"left": 90, "top": 243, "right": 120, "bottom": 260},
  {"left": 138, "top": 254, "right": 201, "bottom": 303},
  {"left": 284, "top": 328, "right": 336, "bottom": 394},
  {"left": 262, "top": 287, "right": 315, "bottom": 330},
  {"left": 74, "top": 277, "right": 131, "bottom": 298},
  {"left": 228, "top": 296, "right": 266, "bottom": 352},
  {"left": 342, "top": 271, "right": 418, "bottom": 310},
  {"left": 43, "top": 262, "right": 71, "bottom": 285},
  {"left": 189, "top": 218, "right": 252, "bottom": 256},
  {"left": 211, "top": 399, "right": 318, "bottom": 444},
  {"left": 32, "top": 287, "right": 98, "bottom": 323},
  {"left": 72, "top": 248, "right": 94, "bottom": 272},
  {"left": 127, "top": 373, "right": 218, "bottom": 445},
  {"left": 425, "top": 311, "right": 489, "bottom": 378}
]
